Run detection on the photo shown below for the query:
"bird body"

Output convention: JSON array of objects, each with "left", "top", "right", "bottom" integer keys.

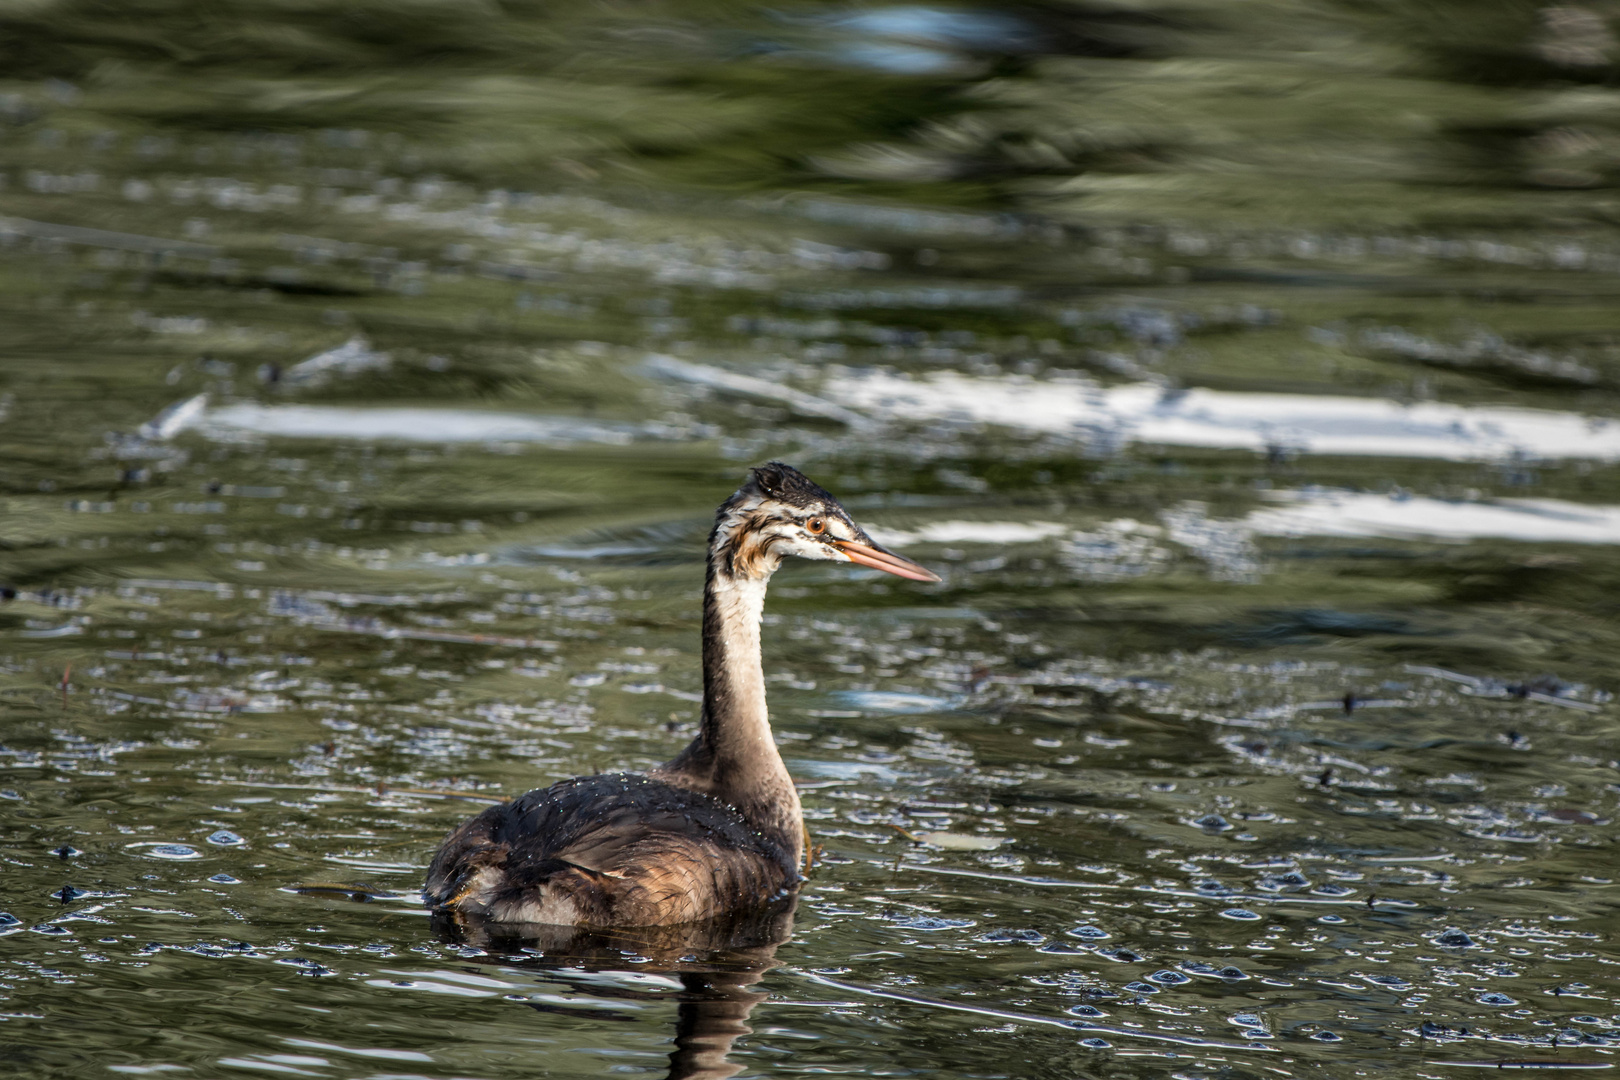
[{"left": 425, "top": 463, "right": 937, "bottom": 927}]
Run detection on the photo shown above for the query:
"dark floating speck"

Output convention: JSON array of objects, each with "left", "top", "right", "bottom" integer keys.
[
  {"left": 1311, "top": 1030, "right": 1342, "bottom": 1042},
  {"left": 1066, "top": 924, "right": 1110, "bottom": 940},
  {"left": 1220, "top": 907, "right": 1261, "bottom": 920},
  {"left": 51, "top": 845, "right": 80, "bottom": 859},
  {"left": 277, "top": 956, "right": 335, "bottom": 976}
]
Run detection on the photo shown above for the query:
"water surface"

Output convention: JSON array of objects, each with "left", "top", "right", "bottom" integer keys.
[{"left": 4, "top": 2, "right": 1620, "bottom": 1077}]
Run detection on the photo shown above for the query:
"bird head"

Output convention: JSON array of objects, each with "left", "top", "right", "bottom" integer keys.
[{"left": 711, "top": 462, "right": 940, "bottom": 583}]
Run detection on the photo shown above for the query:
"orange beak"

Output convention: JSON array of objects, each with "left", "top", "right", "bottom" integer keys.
[{"left": 832, "top": 539, "right": 941, "bottom": 583}]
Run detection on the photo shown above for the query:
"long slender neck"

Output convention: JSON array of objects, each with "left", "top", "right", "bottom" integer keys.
[{"left": 660, "top": 559, "right": 802, "bottom": 864}]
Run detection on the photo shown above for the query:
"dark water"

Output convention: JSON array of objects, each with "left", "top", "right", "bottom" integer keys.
[{"left": 4, "top": 1, "right": 1620, "bottom": 1076}]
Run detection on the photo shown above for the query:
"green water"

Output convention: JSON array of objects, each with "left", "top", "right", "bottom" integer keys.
[{"left": 4, "top": 1, "right": 1620, "bottom": 1076}]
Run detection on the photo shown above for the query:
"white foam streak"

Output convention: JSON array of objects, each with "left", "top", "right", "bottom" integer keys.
[
  {"left": 1248, "top": 491, "right": 1620, "bottom": 544},
  {"left": 643, "top": 354, "right": 872, "bottom": 427},
  {"left": 823, "top": 371, "right": 1620, "bottom": 462},
  {"left": 138, "top": 393, "right": 209, "bottom": 441},
  {"left": 199, "top": 404, "right": 636, "bottom": 445},
  {"left": 867, "top": 520, "right": 1069, "bottom": 545},
  {"left": 282, "top": 336, "right": 391, "bottom": 386}
]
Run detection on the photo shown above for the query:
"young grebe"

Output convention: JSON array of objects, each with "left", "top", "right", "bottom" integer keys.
[{"left": 425, "top": 463, "right": 939, "bottom": 927}]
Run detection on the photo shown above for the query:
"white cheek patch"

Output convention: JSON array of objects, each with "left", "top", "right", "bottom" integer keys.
[{"left": 824, "top": 517, "right": 860, "bottom": 544}]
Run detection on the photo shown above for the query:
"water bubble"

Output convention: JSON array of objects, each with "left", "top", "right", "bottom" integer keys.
[
  {"left": 32, "top": 924, "right": 70, "bottom": 936},
  {"left": 1257, "top": 872, "right": 1310, "bottom": 891},
  {"left": 1066, "top": 924, "right": 1110, "bottom": 940},
  {"left": 1311, "top": 1031, "right": 1342, "bottom": 1042},
  {"left": 208, "top": 873, "right": 241, "bottom": 884},
  {"left": 1066, "top": 1005, "right": 1109, "bottom": 1018},
  {"left": 1193, "top": 814, "right": 1233, "bottom": 831},
  {"left": 1230, "top": 1014, "right": 1264, "bottom": 1028},
  {"left": 0, "top": 913, "right": 21, "bottom": 928},
  {"left": 1038, "top": 941, "right": 1088, "bottom": 954},
  {"left": 1318, "top": 914, "right": 1346, "bottom": 924},
  {"left": 1478, "top": 993, "right": 1518, "bottom": 1006},
  {"left": 977, "top": 928, "right": 1043, "bottom": 943},
  {"left": 127, "top": 842, "right": 202, "bottom": 861},
  {"left": 1433, "top": 928, "right": 1475, "bottom": 947},
  {"left": 1123, "top": 981, "right": 1160, "bottom": 995},
  {"left": 889, "top": 915, "right": 975, "bottom": 931},
  {"left": 1220, "top": 908, "right": 1261, "bottom": 920},
  {"left": 1148, "top": 970, "right": 1191, "bottom": 985},
  {"left": 1079, "top": 1038, "right": 1112, "bottom": 1049},
  {"left": 206, "top": 830, "right": 244, "bottom": 846},
  {"left": 1216, "top": 966, "right": 1248, "bottom": 980}
]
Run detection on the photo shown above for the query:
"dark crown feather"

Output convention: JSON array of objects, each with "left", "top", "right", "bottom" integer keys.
[{"left": 748, "top": 462, "right": 839, "bottom": 511}]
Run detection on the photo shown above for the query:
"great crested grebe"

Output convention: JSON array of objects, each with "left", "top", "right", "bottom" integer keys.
[{"left": 425, "top": 463, "right": 939, "bottom": 927}]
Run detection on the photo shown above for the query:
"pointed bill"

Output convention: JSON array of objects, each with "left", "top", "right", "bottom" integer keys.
[{"left": 832, "top": 539, "right": 941, "bottom": 582}]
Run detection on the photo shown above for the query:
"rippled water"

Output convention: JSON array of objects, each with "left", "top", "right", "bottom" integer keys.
[{"left": 4, "top": 1, "right": 1620, "bottom": 1076}]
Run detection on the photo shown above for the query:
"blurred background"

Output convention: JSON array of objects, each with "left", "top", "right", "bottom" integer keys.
[{"left": 4, "top": 1, "right": 1620, "bottom": 1076}]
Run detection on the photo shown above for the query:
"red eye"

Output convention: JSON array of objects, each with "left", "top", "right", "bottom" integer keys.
[{"left": 806, "top": 518, "right": 826, "bottom": 535}]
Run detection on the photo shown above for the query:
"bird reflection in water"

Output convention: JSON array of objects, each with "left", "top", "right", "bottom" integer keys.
[{"left": 434, "top": 895, "right": 798, "bottom": 1080}]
